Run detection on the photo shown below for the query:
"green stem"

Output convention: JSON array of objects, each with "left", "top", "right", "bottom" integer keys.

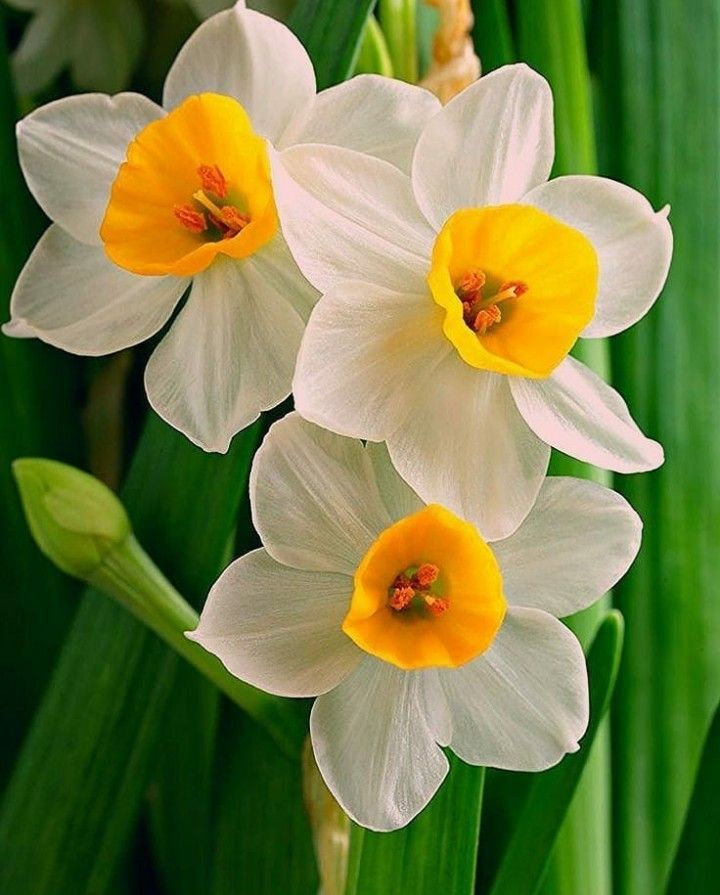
[
  {"left": 94, "top": 536, "right": 305, "bottom": 757},
  {"left": 354, "top": 15, "right": 394, "bottom": 77},
  {"left": 379, "top": 0, "right": 418, "bottom": 82}
]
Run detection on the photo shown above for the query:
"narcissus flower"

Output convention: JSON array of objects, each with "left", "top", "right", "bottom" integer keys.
[
  {"left": 271, "top": 64, "right": 673, "bottom": 539},
  {"left": 4, "top": 1, "right": 440, "bottom": 452},
  {"left": 190, "top": 413, "right": 642, "bottom": 830}
]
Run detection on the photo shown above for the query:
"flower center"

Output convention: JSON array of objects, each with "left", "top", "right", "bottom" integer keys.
[
  {"left": 455, "top": 269, "right": 528, "bottom": 335},
  {"left": 101, "top": 93, "right": 278, "bottom": 277},
  {"left": 427, "top": 205, "right": 599, "bottom": 379},
  {"left": 343, "top": 505, "right": 506, "bottom": 670},
  {"left": 173, "top": 164, "right": 251, "bottom": 241}
]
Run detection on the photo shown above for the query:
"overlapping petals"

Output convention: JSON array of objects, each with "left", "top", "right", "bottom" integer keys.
[{"left": 193, "top": 414, "right": 641, "bottom": 830}]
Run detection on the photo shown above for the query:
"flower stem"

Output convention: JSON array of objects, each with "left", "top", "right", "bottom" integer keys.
[{"left": 94, "top": 536, "right": 306, "bottom": 757}]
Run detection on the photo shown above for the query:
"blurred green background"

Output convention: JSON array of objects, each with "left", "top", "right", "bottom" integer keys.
[{"left": 0, "top": 1, "right": 717, "bottom": 894}]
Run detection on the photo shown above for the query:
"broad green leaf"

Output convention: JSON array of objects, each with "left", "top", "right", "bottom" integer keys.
[
  {"left": 346, "top": 758, "right": 484, "bottom": 895},
  {"left": 288, "top": 0, "right": 376, "bottom": 88},
  {"left": 211, "top": 711, "right": 318, "bottom": 894},
  {"left": 591, "top": 3, "right": 720, "bottom": 893},
  {"left": 488, "top": 611, "right": 624, "bottom": 895},
  {"left": 665, "top": 702, "right": 720, "bottom": 894},
  {"left": 0, "top": 16, "right": 83, "bottom": 785},
  {"left": 0, "top": 415, "right": 261, "bottom": 895}
]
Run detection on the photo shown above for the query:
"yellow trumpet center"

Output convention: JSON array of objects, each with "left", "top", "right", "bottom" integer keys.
[
  {"left": 101, "top": 93, "right": 277, "bottom": 277},
  {"left": 343, "top": 505, "right": 506, "bottom": 670},
  {"left": 427, "top": 205, "right": 599, "bottom": 378}
]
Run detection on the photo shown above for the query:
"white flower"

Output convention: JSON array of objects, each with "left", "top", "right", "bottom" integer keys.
[
  {"left": 270, "top": 63, "right": 673, "bottom": 539},
  {"left": 6, "top": 0, "right": 144, "bottom": 95},
  {"left": 190, "top": 412, "right": 642, "bottom": 831},
  {"left": 4, "top": 0, "right": 440, "bottom": 453}
]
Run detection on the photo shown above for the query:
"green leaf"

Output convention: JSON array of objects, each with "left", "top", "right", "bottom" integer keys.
[
  {"left": 591, "top": 2, "right": 720, "bottom": 892},
  {"left": 470, "top": 0, "right": 515, "bottom": 72},
  {"left": 211, "top": 711, "right": 318, "bottom": 894},
  {"left": 0, "top": 415, "right": 261, "bottom": 895},
  {"left": 0, "top": 16, "right": 83, "bottom": 784},
  {"left": 488, "top": 611, "right": 625, "bottom": 895},
  {"left": 346, "top": 759, "right": 484, "bottom": 895},
  {"left": 665, "top": 702, "right": 720, "bottom": 894},
  {"left": 288, "top": 0, "right": 376, "bottom": 88}
]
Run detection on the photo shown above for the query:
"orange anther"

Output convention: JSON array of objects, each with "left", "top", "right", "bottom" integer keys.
[
  {"left": 390, "top": 586, "right": 415, "bottom": 611},
  {"left": 473, "top": 303, "right": 502, "bottom": 335},
  {"left": 173, "top": 204, "right": 207, "bottom": 233},
  {"left": 457, "top": 269, "right": 486, "bottom": 296},
  {"left": 415, "top": 563, "right": 440, "bottom": 588},
  {"left": 197, "top": 164, "right": 228, "bottom": 198},
  {"left": 218, "top": 205, "right": 251, "bottom": 236},
  {"left": 425, "top": 595, "right": 449, "bottom": 616}
]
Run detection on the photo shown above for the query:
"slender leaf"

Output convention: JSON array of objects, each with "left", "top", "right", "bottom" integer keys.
[
  {"left": 591, "top": 2, "right": 720, "bottom": 892},
  {"left": 378, "top": 0, "right": 417, "bottom": 82},
  {"left": 346, "top": 760, "right": 484, "bottom": 895},
  {"left": 470, "top": 0, "right": 515, "bottom": 72},
  {"left": 0, "top": 415, "right": 261, "bottom": 895},
  {"left": 288, "top": 0, "right": 376, "bottom": 88},
  {"left": 488, "top": 611, "right": 624, "bottom": 895},
  {"left": 665, "top": 702, "right": 720, "bottom": 895}
]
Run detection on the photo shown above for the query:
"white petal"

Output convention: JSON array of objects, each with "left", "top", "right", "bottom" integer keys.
[
  {"left": 270, "top": 144, "right": 432, "bottom": 293},
  {"left": 4, "top": 225, "right": 187, "bottom": 355},
  {"left": 510, "top": 355, "right": 664, "bottom": 473},
  {"left": 250, "top": 413, "right": 395, "bottom": 576},
  {"left": 279, "top": 74, "right": 441, "bottom": 172},
  {"left": 311, "top": 658, "right": 449, "bottom": 831},
  {"left": 17, "top": 92, "right": 162, "bottom": 246},
  {"left": 522, "top": 176, "right": 673, "bottom": 338},
  {"left": 145, "top": 249, "right": 306, "bottom": 453},
  {"left": 387, "top": 354, "right": 551, "bottom": 541},
  {"left": 440, "top": 606, "right": 588, "bottom": 770},
  {"left": 293, "top": 281, "right": 450, "bottom": 441},
  {"left": 411, "top": 64, "right": 554, "bottom": 231},
  {"left": 366, "top": 442, "right": 425, "bottom": 523},
  {"left": 189, "top": 548, "right": 360, "bottom": 697},
  {"left": 493, "top": 477, "right": 642, "bottom": 616},
  {"left": 162, "top": 5, "right": 315, "bottom": 143}
]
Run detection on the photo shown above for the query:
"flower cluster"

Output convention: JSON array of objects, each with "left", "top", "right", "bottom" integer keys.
[{"left": 5, "top": 1, "right": 671, "bottom": 831}]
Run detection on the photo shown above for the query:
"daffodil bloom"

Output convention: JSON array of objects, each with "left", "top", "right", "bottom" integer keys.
[
  {"left": 4, "top": 1, "right": 440, "bottom": 452},
  {"left": 270, "top": 64, "right": 673, "bottom": 539},
  {"left": 190, "top": 412, "right": 642, "bottom": 830}
]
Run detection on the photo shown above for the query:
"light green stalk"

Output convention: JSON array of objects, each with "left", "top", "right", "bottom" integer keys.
[
  {"left": 354, "top": 15, "right": 394, "bottom": 77},
  {"left": 379, "top": 0, "right": 418, "bottom": 82}
]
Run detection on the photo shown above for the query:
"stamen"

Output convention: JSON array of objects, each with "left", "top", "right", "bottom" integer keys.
[
  {"left": 414, "top": 563, "right": 439, "bottom": 588},
  {"left": 197, "top": 164, "right": 228, "bottom": 198},
  {"left": 473, "top": 304, "right": 502, "bottom": 335},
  {"left": 193, "top": 190, "right": 225, "bottom": 219},
  {"left": 389, "top": 586, "right": 415, "bottom": 611},
  {"left": 457, "top": 270, "right": 528, "bottom": 334},
  {"left": 424, "top": 595, "right": 449, "bottom": 616},
  {"left": 217, "top": 205, "right": 251, "bottom": 234},
  {"left": 173, "top": 204, "right": 207, "bottom": 233}
]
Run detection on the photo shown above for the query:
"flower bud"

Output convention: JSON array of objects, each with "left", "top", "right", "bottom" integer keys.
[{"left": 13, "top": 458, "right": 131, "bottom": 581}]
